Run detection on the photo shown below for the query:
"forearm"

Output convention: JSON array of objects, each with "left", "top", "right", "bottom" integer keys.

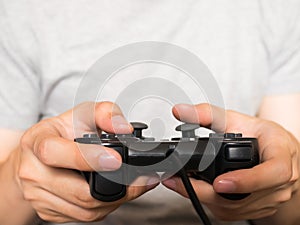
[
  {"left": 253, "top": 94, "right": 300, "bottom": 225},
  {"left": 0, "top": 148, "right": 36, "bottom": 225}
]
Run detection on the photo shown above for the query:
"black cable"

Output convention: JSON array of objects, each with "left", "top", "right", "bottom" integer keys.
[
  {"left": 170, "top": 151, "right": 212, "bottom": 225},
  {"left": 177, "top": 168, "right": 212, "bottom": 225},
  {"left": 178, "top": 167, "right": 256, "bottom": 225}
]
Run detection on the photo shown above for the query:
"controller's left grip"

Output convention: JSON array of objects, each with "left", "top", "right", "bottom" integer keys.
[
  {"left": 75, "top": 136, "right": 128, "bottom": 202},
  {"left": 88, "top": 171, "right": 126, "bottom": 202},
  {"left": 89, "top": 145, "right": 127, "bottom": 202}
]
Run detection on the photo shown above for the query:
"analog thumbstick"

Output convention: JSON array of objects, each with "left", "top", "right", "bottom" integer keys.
[
  {"left": 130, "top": 122, "right": 148, "bottom": 138},
  {"left": 175, "top": 123, "right": 200, "bottom": 138}
]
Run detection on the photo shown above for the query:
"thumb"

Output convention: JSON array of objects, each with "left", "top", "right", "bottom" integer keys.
[
  {"left": 172, "top": 103, "right": 226, "bottom": 132},
  {"left": 94, "top": 101, "right": 133, "bottom": 134},
  {"left": 68, "top": 101, "right": 133, "bottom": 138}
]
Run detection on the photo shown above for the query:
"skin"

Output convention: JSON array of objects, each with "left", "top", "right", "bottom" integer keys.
[
  {"left": 0, "top": 94, "right": 299, "bottom": 224},
  {"left": 163, "top": 93, "right": 300, "bottom": 225},
  {"left": 0, "top": 101, "right": 158, "bottom": 224}
]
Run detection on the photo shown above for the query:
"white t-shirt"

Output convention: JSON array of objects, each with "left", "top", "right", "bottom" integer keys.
[{"left": 1, "top": 0, "right": 300, "bottom": 224}]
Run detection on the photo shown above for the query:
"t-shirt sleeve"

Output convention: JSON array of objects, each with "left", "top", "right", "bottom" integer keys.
[
  {"left": 262, "top": 0, "right": 300, "bottom": 95},
  {"left": 0, "top": 2, "right": 41, "bottom": 130}
]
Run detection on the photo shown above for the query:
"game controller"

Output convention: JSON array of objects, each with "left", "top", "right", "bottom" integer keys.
[{"left": 75, "top": 122, "right": 259, "bottom": 202}]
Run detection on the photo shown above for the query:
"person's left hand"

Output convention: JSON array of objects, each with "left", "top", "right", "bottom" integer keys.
[{"left": 162, "top": 103, "right": 300, "bottom": 221}]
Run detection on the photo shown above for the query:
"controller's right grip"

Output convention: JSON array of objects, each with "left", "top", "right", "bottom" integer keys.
[{"left": 219, "top": 193, "right": 250, "bottom": 200}]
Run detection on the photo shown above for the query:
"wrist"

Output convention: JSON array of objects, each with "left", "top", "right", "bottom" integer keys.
[{"left": 0, "top": 147, "right": 36, "bottom": 225}]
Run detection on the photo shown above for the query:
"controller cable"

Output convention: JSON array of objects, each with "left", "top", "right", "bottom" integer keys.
[
  {"left": 171, "top": 152, "right": 212, "bottom": 225},
  {"left": 177, "top": 167, "right": 212, "bottom": 225},
  {"left": 173, "top": 153, "right": 255, "bottom": 225}
]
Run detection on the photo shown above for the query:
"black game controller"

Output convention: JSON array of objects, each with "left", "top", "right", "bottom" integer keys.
[{"left": 75, "top": 122, "right": 259, "bottom": 202}]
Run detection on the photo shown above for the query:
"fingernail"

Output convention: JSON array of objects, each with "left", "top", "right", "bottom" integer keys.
[
  {"left": 147, "top": 177, "right": 160, "bottom": 186},
  {"left": 173, "top": 104, "right": 199, "bottom": 122},
  {"left": 98, "top": 154, "right": 121, "bottom": 170},
  {"left": 215, "top": 180, "right": 236, "bottom": 193},
  {"left": 174, "top": 104, "right": 193, "bottom": 113},
  {"left": 111, "top": 115, "right": 131, "bottom": 131},
  {"left": 163, "top": 179, "right": 177, "bottom": 191}
]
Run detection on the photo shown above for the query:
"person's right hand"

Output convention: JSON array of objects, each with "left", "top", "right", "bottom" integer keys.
[{"left": 15, "top": 101, "right": 158, "bottom": 223}]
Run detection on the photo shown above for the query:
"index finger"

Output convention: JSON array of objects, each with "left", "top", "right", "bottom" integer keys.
[
  {"left": 62, "top": 101, "right": 133, "bottom": 140},
  {"left": 213, "top": 156, "right": 292, "bottom": 193},
  {"left": 34, "top": 136, "right": 122, "bottom": 171},
  {"left": 21, "top": 121, "right": 122, "bottom": 171}
]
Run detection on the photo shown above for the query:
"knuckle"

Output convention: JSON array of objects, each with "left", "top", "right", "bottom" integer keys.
[
  {"left": 95, "top": 101, "right": 121, "bottom": 115},
  {"left": 76, "top": 194, "right": 95, "bottom": 208},
  {"left": 20, "top": 132, "right": 31, "bottom": 150},
  {"left": 199, "top": 102, "right": 210, "bottom": 111},
  {"left": 74, "top": 186, "right": 101, "bottom": 209},
  {"left": 276, "top": 189, "right": 292, "bottom": 203},
  {"left": 37, "top": 139, "right": 50, "bottom": 164},
  {"left": 73, "top": 146, "right": 92, "bottom": 170},
  {"left": 18, "top": 164, "right": 31, "bottom": 180},
  {"left": 95, "top": 101, "right": 113, "bottom": 111},
  {"left": 22, "top": 190, "right": 34, "bottom": 201},
  {"left": 37, "top": 213, "right": 51, "bottom": 222},
  {"left": 290, "top": 171, "right": 299, "bottom": 183},
  {"left": 259, "top": 208, "right": 277, "bottom": 218},
  {"left": 18, "top": 160, "right": 36, "bottom": 181},
  {"left": 278, "top": 163, "right": 292, "bottom": 183},
  {"left": 37, "top": 213, "right": 67, "bottom": 223},
  {"left": 80, "top": 210, "right": 101, "bottom": 222}
]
